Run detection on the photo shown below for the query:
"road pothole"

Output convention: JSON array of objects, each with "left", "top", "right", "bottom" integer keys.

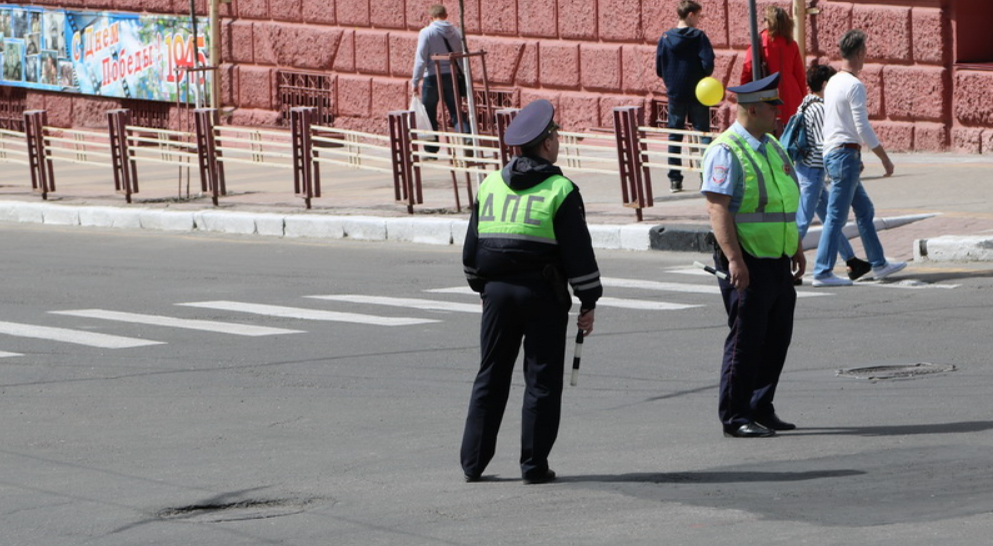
[
  {"left": 157, "top": 497, "right": 320, "bottom": 523},
  {"left": 837, "top": 362, "right": 957, "bottom": 381}
]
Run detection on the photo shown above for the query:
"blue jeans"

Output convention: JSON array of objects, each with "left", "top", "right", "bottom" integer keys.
[
  {"left": 814, "top": 147, "right": 885, "bottom": 278},
  {"left": 667, "top": 99, "right": 711, "bottom": 182},
  {"left": 795, "top": 161, "right": 855, "bottom": 261},
  {"left": 421, "top": 74, "right": 468, "bottom": 153}
]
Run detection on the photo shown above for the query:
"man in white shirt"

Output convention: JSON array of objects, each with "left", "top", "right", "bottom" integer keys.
[{"left": 811, "top": 29, "right": 905, "bottom": 286}]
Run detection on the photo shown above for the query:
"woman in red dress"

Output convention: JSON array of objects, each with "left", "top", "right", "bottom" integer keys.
[{"left": 740, "top": 5, "right": 808, "bottom": 123}]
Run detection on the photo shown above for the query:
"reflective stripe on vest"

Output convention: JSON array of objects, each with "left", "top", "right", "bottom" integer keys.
[
  {"left": 712, "top": 132, "right": 800, "bottom": 258},
  {"left": 476, "top": 171, "right": 573, "bottom": 244}
]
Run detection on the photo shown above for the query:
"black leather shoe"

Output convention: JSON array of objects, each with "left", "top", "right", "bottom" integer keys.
[
  {"left": 523, "top": 469, "right": 556, "bottom": 485},
  {"left": 464, "top": 472, "right": 481, "bottom": 483},
  {"left": 755, "top": 413, "right": 796, "bottom": 431},
  {"left": 723, "top": 422, "right": 776, "bottom": 438}
]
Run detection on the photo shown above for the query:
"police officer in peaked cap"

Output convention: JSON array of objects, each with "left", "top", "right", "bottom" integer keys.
[
  {"left": 700, "top": 72, "right": 806, "bottom": 439},
  {"left": 460, "top": 99, "right": 602, "bottom": 485}
]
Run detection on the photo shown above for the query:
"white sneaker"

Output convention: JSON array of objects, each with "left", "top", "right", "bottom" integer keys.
[
  {"left": 811, "top": 273, "right": 853, "bottom": 287},
  {"left": 871, "top": 261, "right": 907, "bottom": 280}
]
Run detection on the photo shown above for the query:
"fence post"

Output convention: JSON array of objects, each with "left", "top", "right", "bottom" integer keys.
[
  {"left": 494, "top": 108, "right": 518, "bottom": 167},
  {"left": 291, "top": 106, "right": 318, "bottom": 209},
  {"left": 388, "top": 110, "right": 418, "bottom": 214},
  {"left": 635, "top": 107, "right": 654, "bottom": 209},
  {"left": 107, "top": 109, "right": 137, "bottom": 203},
  {"left": 613, "top": 106, "right": 650, "bottom": 222},
  {"left": 23, "top": 110, "right": 54, "bottom": 200},
  {"left": 194, "top": 108, "right": 222, "bottom": 206}
]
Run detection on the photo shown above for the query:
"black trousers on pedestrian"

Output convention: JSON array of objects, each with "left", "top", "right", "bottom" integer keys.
[
  {"left": 714, "top": 251, "right": 796, "bottom": 428},
  {"left": 421, "top": 74, "right": 467, "bottom": 154},
  {"left": 460, "top": 280, "right": 569, "bottom": 478},
  {"left": 667, "top": 99, "right": 712, "bottom": 183}
]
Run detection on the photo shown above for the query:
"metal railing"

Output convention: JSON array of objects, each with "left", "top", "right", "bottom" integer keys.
[
  {"left": 558, "top": 130, "right": 621, "bottom": 176},
  {"left": 126, "top": 126, "right": 199, "bottom": 167},
  {"left": 638, "top": 125, "right": 717, "bottom": 174},
  {"left": 311, "top": 125, "right": 393, "bottom": 174},
  {"left": 43, "top": 126, "right": 114, "bottom": 168},
  {"left": 0, "top": 127, "right": 29, "bottom": 166},
  {"left": 3, "top": 105, "right": 715, "bottom": 220},
  {"left": 213, "top": 126, "right": 295, "bottom": 170}
]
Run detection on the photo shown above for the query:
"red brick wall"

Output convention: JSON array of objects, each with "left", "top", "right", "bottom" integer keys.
[{"left": 13, "top": 0, "right": 993, "bottom": 152}]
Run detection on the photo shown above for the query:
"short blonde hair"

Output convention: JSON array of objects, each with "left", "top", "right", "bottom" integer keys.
[{"left": 428, "top": 4, "right": 447, "bottom": 18}]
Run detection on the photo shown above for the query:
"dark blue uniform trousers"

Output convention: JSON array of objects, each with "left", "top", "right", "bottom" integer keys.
[
  {"left": 715, "top": 252, "right": 796, "bottom": 428},
  {"left": 460, "top": 280, "right": 569, "bottom": 479}
]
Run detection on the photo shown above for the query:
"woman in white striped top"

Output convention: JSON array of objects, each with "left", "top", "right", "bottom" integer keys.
[{"left": 794, "top": 64, "right": 871, "bottom": 283}]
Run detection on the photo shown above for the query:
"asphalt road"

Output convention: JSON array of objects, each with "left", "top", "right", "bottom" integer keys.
[{"left": 2, "top": 223, "right": 993, "bottom": 545}]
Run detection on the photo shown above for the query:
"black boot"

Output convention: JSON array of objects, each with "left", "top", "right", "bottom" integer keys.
[{"left": 847, "top": 257, "right": 872, "bottom": 281}]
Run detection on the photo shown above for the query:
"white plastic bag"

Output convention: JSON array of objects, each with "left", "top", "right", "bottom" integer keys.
[{"left": 409, "top": 97, "right": 436, "bottom": 141}]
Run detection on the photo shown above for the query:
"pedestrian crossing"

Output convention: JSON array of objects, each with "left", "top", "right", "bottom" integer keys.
[
  {"left": 50, "top": 309, "right": 305, "bottom": 336},
  {"left": 0, "top": 268, "right": 944, "bottom": 357},
  {"left": 0, "top": 320, "right": 165, "bottom": 349},
  {"left": 305, "top": 295, "right": 482, "bottom": 313},
  {"left": 176, "top": 301, "right": 440, "bottom": 326},
  {"left": 425, "top": 287, "right": 703, "bottom": 310}
]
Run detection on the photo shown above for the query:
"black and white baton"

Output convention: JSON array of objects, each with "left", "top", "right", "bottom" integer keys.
[
  {"left": 693, "top": 260, "right": 729, "bottom": 280},
  {"left": 570, "top": 310, "right": 589, "bottom": 387}
]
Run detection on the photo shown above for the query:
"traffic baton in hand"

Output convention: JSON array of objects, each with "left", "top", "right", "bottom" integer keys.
[
  {"left": 570, "top": 310, "right": 589, "bottom": 387},
  {"left": 693, "top": 260, "right": 729, "bottom": 280}
]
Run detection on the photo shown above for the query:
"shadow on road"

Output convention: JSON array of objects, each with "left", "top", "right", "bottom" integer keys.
[
  {"left": 906, "top": 269, "right": 993, "bottom": 283},
  {"left": 559, "top": 468, "right": 864, "bottom": 484},
  {"left": 792, "top": 420, "right": 993, "bottom": 436}
]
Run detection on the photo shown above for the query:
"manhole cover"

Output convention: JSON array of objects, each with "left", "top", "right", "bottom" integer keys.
[
  {"left": 836, "top": 362, "right": 956, "bottom": 380},
  {"left": 158, "top": 497, "right": 320, "bottom": 523}
]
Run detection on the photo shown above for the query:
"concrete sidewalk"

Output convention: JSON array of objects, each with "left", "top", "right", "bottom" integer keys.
[{"left": 1, "top": 151, "right": 992, "bottom": 261}]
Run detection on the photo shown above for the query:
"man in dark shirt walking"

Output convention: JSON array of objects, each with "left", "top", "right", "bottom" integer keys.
[{"left": 656, "top": 0, "right": 715, "bottom": 192}]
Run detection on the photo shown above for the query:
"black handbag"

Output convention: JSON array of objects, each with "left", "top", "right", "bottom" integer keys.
[{"left": 442, "top": 35, "right": 468, "bottom": 96}]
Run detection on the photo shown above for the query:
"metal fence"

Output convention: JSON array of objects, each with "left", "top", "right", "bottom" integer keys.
[{"left": 0, "top": 105, "right": 713, "bottom": 220}]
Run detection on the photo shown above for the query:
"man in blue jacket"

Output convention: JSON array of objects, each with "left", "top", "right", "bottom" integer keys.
[{"left": 656, "top": 0, "right": 715, "bottom": 192}]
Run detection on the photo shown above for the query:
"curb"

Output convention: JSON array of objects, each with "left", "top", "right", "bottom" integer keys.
[
  {"left": 0, "top": 200, "right": 684, "bottom": 252},
  {"left": 915, "top": 235, "right": 993, "bottom": 262},
  {"left": 7, "top": 201, "right": 993, "bottom": 260}
]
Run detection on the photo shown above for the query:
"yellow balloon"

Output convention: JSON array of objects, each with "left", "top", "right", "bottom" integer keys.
[{"left": 696, "top": 77, "right": 724, "bottom": 107}]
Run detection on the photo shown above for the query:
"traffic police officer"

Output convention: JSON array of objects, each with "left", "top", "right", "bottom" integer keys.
[
  {"left": 460, "top": 99, "right": 602, "bottom": 484},
  {"left": 701, "top": 73, "right": 806, "bottom": 438}
]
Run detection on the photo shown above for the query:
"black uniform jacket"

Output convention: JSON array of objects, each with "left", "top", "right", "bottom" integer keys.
[{"left": 462, "top": 156, "right": 603, "bottom": 310}]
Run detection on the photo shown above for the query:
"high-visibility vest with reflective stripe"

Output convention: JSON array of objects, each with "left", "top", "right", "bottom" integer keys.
[
  {"left": 712, "top": 131, "right": 800, "bottom": 258},
  {"left": 476, "top": 171, "right": 572, "bottom": 244}
]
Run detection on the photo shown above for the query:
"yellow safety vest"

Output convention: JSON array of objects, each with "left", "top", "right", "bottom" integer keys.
[
  {"left": 713, "top": 131, "right": 800, "bottom": 258},
  {"left": 476, "top": 171, "right": 573, "bottom": 244}
]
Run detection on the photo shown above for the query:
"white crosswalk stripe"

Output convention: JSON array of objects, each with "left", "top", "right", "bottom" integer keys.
[
  {"left": 0, "top": 321, "right": 164, "bottom": 349},
  {"left": 423, "top": 287, "right": 702, "bottom": 310},
  {"left": 600, "top": 276, "right": 830, "bottom": 298},
  {"left": 50, "top": 309, "right": 305, "bottom": 336},
  {"left": 305, "top": 295, "right": 481, "bottom": 313},
  {"left": 176, "top": 301, "right": 440, "bottom": 326},
  {"left": 0, "top": 351, "right": 23, "bottom": 358}
]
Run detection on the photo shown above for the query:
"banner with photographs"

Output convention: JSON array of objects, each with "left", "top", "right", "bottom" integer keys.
[{"left": 0, "top": 5, "right": 210, "bottom": 104}]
